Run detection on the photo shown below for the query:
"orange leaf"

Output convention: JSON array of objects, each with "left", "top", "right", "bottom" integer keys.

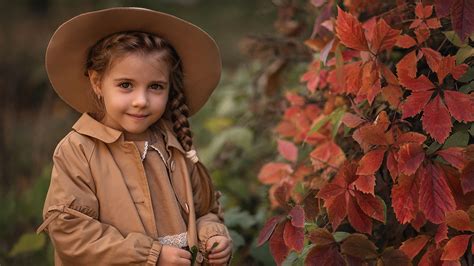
[
  {"left": 396, "top": 34, "right": 417, "bottom": 48},
  {"left": 356, "top": 149, "right": 386, "bottom": 176},
  {"left": 441, "top": 234, "right": 472, "bottom": 261},
  {"left": 435, "top": 223, "right": 448, "bottom": 245},
  {"left": 392, "top": 174, "right": 420, "bottom": 224},
  {"left": 277, "top": 139, "right": 298, "bottom": 162},
  {"left": 399, "top": 235, "right": 431, "bottom": 260},
  {"left": 421, "top": 47, "right": 442, "bottom": 72},
  {"left": 369, "top": 18, "right": 400, "bottom": 53},
  {"left": 347, "top": 196, "right": 373, "bottom": 234},
  {"left": 258, "top": 162, "right": 293, "bottom": 184},
  {"left": 355, "top": 192, "right": 385, "bottom": 222},
  {"left": 353, "top": 175, "right": 375, "bottom": 195},
  {"left": 422, "top": 95, "right": 453, "bottom": 143},
  {"left": 446, "top": 210, "right": 474, "bottom": 232},
  {"left": 342, "top": 113, "right": 366, "bottom": 128},
  {"left": 335, "top": 7, "right": 368, "bottom": 51},
  {"left": 437, "top": 147, "right": 467, "bottom": 170}
]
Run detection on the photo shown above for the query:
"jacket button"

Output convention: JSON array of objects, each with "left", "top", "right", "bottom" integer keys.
[
  {"left": 170, "top": 160, "right": 176, "bottom": 172},
  {"left": 184, "top": 203, "right": 190, "bottom": 214}
]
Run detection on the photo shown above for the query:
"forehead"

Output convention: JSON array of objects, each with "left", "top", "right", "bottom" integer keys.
[{"left": 106, "top": 51, "right": 170, "bottom": 78}]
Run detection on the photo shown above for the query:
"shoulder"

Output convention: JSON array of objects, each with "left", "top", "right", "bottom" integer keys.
[{"left": 53, "top": 130, "right": 97, "bottom": 163}]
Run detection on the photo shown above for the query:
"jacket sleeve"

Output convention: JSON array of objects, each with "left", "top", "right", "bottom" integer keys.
[
  {"left": 190, "top": 161, "right": 231, "bottom": 252},
  {"left": 37, "top": 134, "right": 162, "bottom": 265}
]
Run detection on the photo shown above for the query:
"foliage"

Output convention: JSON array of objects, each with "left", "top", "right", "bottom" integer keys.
[{"left": 256, "top": 0, "right": 474, "bottom": 265}]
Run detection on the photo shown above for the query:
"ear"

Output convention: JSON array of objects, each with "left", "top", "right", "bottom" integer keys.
[{"left": 88, "top": 70, "right": 102, "bottom": 96}]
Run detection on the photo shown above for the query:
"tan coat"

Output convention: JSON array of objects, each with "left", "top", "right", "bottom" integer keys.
[{"left": 37, "top": 113, "right": 230, "bottom": 265}]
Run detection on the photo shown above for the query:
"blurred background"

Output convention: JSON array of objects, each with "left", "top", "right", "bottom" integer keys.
[{"left": 0, "top": 0, "right": 315, "bottom": 265}]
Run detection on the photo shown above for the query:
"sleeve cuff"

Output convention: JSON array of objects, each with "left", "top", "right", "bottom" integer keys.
[
  {"left": 198, "top": 223, "right": 231, "bottom": 251},
  {"left": 146, "top": 241, "right": 162, "bottom": 265}
]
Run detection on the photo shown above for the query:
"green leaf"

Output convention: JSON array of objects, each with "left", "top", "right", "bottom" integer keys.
[
  {"left": 8, "top": 233, "right": 45, "bottom": 257},
  {"left": 426, "top": 141, "right": 442, "bottom": 155},
  {"left": 460, "top": 81, "right": 474, "bottom": 94},
  {"left": 456, "top": 46, "right": 474, "bottom": 64},
  {"left": 228, "top": 230, "right": 245, "bottom": 252},
  {"left": 444, "top": 31, "right": 468, "bottom": 47},
  {"left": 377, "top": 195, "right": 387, "bottom": 224},
  {"left": 470, "top": 124, "right": 474, "bottom": 136},
  {"left": 331, "top": 108, "right": 346, "bottom": 139},
  {"left": 333, "top": 231, "right": 351, "bottom": 242},
  {"left": 458, "top": 67, "right": 474, "bottom": 83},
  {"left": 223, "top": 207, "right": 257, "bottom": 229},
  {"left": 308, "top": 115, "right": 331, "bottom": 135},
  {"left": 190, "top": 245, "right": 199, "bottom": 266},
  {"left": 442, "top": 131, "right": 470, "bottom": 148}
]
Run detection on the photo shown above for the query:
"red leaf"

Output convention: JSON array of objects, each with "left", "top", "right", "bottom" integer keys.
[
  {"left": 305, "top": 245, "right": 345, "bottom": 266},
  {"left": 258, "top": 162, "right": 293, "bottom": 184},
  {"left": 285, "top": 92, "right": 305, "bottom": 106},
  {"left": 277, "top": 139, "right": 298, "bottom": 162},
  {"left": 412, "top": 212, "right": 428, "bottom": 231},
  {"left": 392, "top": 173, "right": 420, "bottom": 224},
  {"left": 355, "top": 192, "right": 385, "bottom": 222},
  {"left": 335, "top": 7, "right": 369, "bottom": 51},
  {"left": 435, "top": 223, "right": 448, "bottom": 245},
  {"left": 396, "top": 34, "right": 417, "bottom": 48},
  {"left": 461, "top": 161, "right": 474, "bottom": 194},
  {"left": 397, "top": 143, "right": 425, "bottom": 176},
  {"left": 446, "top": 210, "right": 474, "bottom": 232},
  {"left": 399, "top": 235, "right": 431, "bottom": 260},
  {"left": 379, "top": 248, "right": 411, "bottom": 265},
  {"left": 422, "top": 95, "right": 453, "bottom": 143},
  {"left": 444, "top": 90, "right": 474, "bottom": 123},
  {"left": 450, "top": 0, "right": 474, "bottom": 41},
  {"left": 415, "top": 3, "right": 433, "bottom": 19},
  {"left": 397, "top": 132, "right": 428, "bottom": 145},
  {"left": 257, "top": 216, "right": 283, "bottom": 246},
  {"left": 382, "top": 84, "right": 403, "bottom": 107},
  {"left": 437, "top": 56, "right": 457, "bottom": 82},
  {"left": 437, "top": 147, "right": 467, "bottom": 170},
  {"left": 369, "top": 18, "right": 400, "bottom": 53},
  {"left": 354, "top": 124, "right": 390, "bottom": 149},
  {"left": 318, "top": 183, "right": 345, "bottom": 200},
  {"left": 269, "top": 222, "right": 290, "bottom": 265},
  {"left": 342, "top": 113, "right": 366, "bottom": 128},
  {"left": 325, "top": 194, "right": 347, "bottom": 231},
  {"left": 427, "top": 18, "right": 442, "bottom": 29},
  {"left": 441, "top": 234, "right": 472, "bottom": 260},
  {"left": 397, "top": 51, "right": 418, "bottom": 79},
  {"left": 289, "top": 205, "right": 305, "bottom": 228},
  {"left": 419, "top": 163, "right": 456, "bottom": 224},
  {"left": 340, "top": 234, "right": 378, "bottom": 259},
  {"left": 356, "top": 149, "right": 386, "bottom": 176},
  {"left": 283, "top": 221, "right": 304, "bottom": 252},
  {"left": 308, "top": 228, "right": 336, "bottom": 246},
  {"left": 435, "top": 0, "right": 453, "bottom": 17},
  {"left": 387, "top": 151, "right": 399, "bottom": 181},
  {"left": 419, "top": 245, "right": 443, "bottom": 266},
  {"left": 421, "top": 47, "right": 442, "bottom": 72},
  {"left": 347, "top": 197, "right": 373, "bottom": 234},
  {"left": 401, "top": 91, "right": 433, "bottom": 119},
  {"left": 353, "top": 175, "right": 375, "bottom": 195}
]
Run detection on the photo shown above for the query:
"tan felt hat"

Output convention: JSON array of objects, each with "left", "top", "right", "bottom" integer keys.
[{"left": 46, "top": 7, "right": 221, "bottom": 116}]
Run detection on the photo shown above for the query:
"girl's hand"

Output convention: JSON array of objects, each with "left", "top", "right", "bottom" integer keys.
[
  {"left": 205, "top": 235, "right": 232, "bottom": 265},
  {"left": 158, "top": 245, "right": 191, "bottom": 266}
]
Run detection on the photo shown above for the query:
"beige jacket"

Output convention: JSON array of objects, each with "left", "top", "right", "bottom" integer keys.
[{"left": 37, "top": 113, "right": 230, "bottom": 265}]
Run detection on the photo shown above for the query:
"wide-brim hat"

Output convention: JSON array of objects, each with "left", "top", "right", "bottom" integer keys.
[{"left": 46, "top": 7, "right": 221, "bottom": 116}]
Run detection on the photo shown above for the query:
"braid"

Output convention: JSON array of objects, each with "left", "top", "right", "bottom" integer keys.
[{"left": 168, "top": 87, "right": 193, "bottom": 151}]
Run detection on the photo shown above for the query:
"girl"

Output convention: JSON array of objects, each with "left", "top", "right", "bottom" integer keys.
[{"left": 37, "top": 7, "right": 232, "bottom": 266}]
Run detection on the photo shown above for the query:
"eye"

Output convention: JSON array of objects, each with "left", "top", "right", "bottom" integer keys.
[
  {"left": 119, "top": 82, "right": 132, "bottom": 89},
  {"left": 150, "top": 84, "right": 165, "bottom": 90}
]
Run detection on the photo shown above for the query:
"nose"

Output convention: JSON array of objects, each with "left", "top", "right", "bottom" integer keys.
[{"left": 132, "top": 90, "right": 148, "bottom": 108}]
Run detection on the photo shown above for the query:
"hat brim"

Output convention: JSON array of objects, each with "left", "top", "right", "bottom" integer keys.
[{"left": 46, "top": 7, "right": 221, "bottom": 116}]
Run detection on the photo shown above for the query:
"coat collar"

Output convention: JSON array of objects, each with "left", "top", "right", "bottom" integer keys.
[{"left": 72, "top": 113, "right": 186, "bottom": 154}]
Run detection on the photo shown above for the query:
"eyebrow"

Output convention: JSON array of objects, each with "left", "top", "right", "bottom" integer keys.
[{"left": 113, "top": 78, "right": 168, "bottom": 84}]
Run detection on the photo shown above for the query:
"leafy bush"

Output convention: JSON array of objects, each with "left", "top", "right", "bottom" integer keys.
[{"left": 256, "top": 1, "right": 474, "bottom": 265}]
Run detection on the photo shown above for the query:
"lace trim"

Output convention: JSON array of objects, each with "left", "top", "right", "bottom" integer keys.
[{"left": 158, "top": 232, "right": 188, "bottom": 248}]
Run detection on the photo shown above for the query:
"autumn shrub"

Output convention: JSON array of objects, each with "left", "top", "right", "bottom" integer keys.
[{"left": 255, "top": 0, "right": 474, "bottom": 265}]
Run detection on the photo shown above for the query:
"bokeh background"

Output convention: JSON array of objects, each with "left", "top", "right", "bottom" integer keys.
[{"left": 0, "top": 0, "right": 306, "bottom": 265}]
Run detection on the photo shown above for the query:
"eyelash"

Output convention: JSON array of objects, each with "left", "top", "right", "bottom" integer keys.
[{"left": 117, "top": 83, "right": 165, "bottom": 90}]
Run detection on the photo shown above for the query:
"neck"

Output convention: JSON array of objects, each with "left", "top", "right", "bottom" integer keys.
[{"left": 124, "top": 129, "right": 150, "bottom": 141}]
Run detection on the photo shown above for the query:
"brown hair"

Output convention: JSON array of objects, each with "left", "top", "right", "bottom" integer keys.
[{"left": 85, "top": 31, "right": 194, "bottom": 151}]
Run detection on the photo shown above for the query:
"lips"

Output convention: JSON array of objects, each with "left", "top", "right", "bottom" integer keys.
[{"left": 127, "top": 113, "right": 149, "bottom": 119}]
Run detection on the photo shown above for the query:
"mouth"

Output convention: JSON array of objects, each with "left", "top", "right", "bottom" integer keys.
[{"left": 127, "top": 113, "right": 149, "bottom": 120}]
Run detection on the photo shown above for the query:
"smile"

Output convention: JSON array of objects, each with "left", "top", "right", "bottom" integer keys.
[{"left": 127, "top": 113, "right": 149, "bottom": 120}]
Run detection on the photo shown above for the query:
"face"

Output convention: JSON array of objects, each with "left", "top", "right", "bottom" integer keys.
[{"left": 89, "top": 51, "right": 170, "bottom": 139}]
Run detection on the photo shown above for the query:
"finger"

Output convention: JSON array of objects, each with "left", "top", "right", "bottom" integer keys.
[
  {"left": 208, "top": 256, "right": 229, "bottom": 265},
  {"left": 176, "top": 249, "right": 192, "bottom": 259},
  {"left": 208, "top": 240, "right": 227, "bottom": 253},
  {"left": 208, "top": 245, "right": 231, "bottom": 259}
]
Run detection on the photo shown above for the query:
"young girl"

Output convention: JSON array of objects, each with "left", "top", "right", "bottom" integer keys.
[{"left": 37, "top": 7, "right": 232, "bottom": 265}]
